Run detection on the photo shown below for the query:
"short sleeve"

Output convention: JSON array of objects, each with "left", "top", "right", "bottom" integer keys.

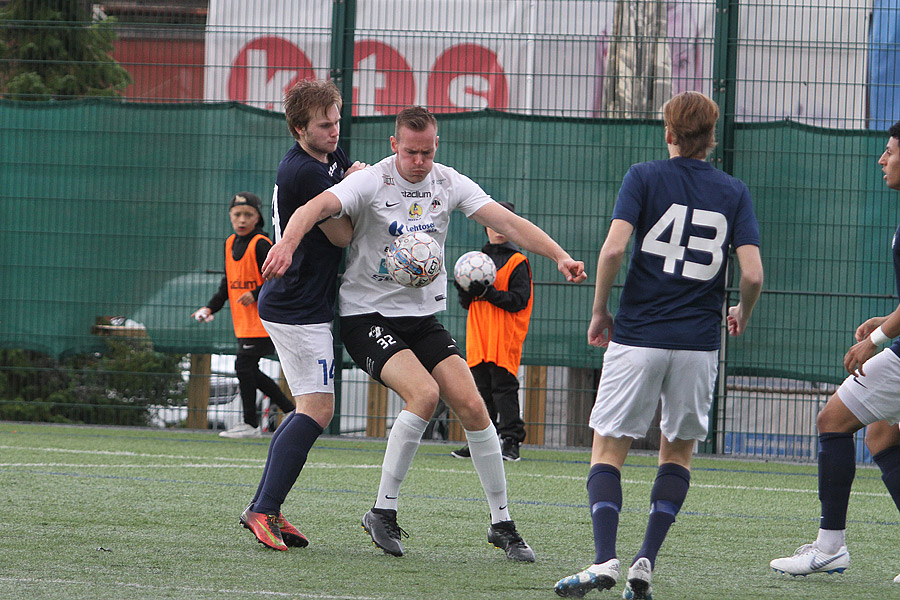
[
  {"left": 731, "top": 184, "right": 761, "bottom": 248},
  {"left": 330, "top": 169, "right": 380, "bottom": 219},
  {"left": 451, "top": 170, "right": 493, "bottom": 217},
  {"left": 611, "top": 166, "right": 644, "bottom": 225}
]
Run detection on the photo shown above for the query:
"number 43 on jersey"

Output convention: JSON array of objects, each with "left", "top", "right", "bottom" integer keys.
[{"left": 640, "top": 203, "right": 727, "bottom": 282}]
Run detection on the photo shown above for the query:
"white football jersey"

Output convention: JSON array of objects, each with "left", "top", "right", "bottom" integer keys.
[{"left": 330, "top": 155, "right": 493, "bottom": 317}]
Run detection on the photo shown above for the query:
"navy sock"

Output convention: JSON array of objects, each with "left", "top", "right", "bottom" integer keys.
[
  {"left": 634, "top": 463, "right": 690, "bottom": 570},
  {"left": 250, "top": 410, "right": 296, "bottom": 508},
  {"left": 587, "top": 463, "right": 622, "bottom": 564},
  {"left": 254, "top": 413, "right": 323, "bottom": 514},
  {"left": 873, "top": 445, "right": 900, "bottom": 513},
  {"left": 818, "top": 432, "right": 855, "bottom": 530}
]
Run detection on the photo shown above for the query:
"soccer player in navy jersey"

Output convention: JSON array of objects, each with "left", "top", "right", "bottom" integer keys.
[
  {"left": 263, "top": 106, "right": 586, "bottom": 561},
  {"left": 237, "top": 79, "right": 366, "bottom": 551},
  {"left": 770, "top": 121, "right": 900, "bottom": 583},
  {"left": 554, "top": 91, "right": 764, "bottom": 599}
]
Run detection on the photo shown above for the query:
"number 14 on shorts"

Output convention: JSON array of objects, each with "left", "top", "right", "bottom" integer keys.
[{"left": 317, "top": 359, "right": 335, "bottom": 386}]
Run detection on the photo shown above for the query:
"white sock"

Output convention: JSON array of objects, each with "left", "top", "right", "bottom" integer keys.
[
  {"left": 373, "top": 410, "right": 428, "bottom": 512},
  {"left": 816, "top": 528, "right": 846, "bottom": 554},
  {"left": 466, "top": 424, "right": 510, "bottom": 523}
]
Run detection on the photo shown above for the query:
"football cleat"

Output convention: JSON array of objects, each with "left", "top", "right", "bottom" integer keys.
[
  {"left": 622, "top": 557, "right": 652, "bottom": 600},
  {"left": 501, "top": 437, "right": 521, "bottom": 462},
  {"left": 276, "top": 513, "right": 309, "bottom": 548},
  {"left": 450, "top": 445, "right": 471, "bottom": 459},
  {"left": 219, "top": 423, "right": 261, "bottom": 438},
  {"left": 554, "top": 558, "right": 620, "bottom": 597},
  {"left": 240, "top": 507, "right": 287, "bottom": 551},
  {"left": 488, "top": 520, "right": 535, "bottom": 562},
  {"left": 770, "top": 542, "right": 849, "bottom": 576},
  {"left": 362, "top": 509, "right": 407, "bottom": 557}
]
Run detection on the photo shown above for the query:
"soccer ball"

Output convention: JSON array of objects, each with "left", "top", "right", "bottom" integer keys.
[
  {"left": 453, "top": 251, "right": 496, "bottom": 291},
  {"left": 385, "top": 232, "right": 443, "bottom": 288}
]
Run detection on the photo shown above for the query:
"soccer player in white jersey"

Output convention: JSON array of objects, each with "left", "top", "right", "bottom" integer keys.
[
  {"left": 553, "top": 92, "right": 763, "bottom": 599},
  {"left": 770, "top": 120, "right": 900, "bottom": 583},
  {"left": 263, "top": 105, "right": 586, "bottom": 561}
]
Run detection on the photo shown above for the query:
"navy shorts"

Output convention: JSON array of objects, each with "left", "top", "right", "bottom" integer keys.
[{"left": 340, "top": 313, "right": 462, "bottom": 383}]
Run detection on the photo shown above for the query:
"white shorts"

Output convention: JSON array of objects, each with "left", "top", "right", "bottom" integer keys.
[
  {"left": 589, "top": 341, "right": 718, "bottom": 442},
  {"left": 836, "top": 348, "right": 900, "bottom": 426},
  {"left": 260, "top": 320, "right": 335, "bottom": 397}
]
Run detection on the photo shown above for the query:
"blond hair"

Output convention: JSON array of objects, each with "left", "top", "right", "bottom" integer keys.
[{"left": 663, "top": 92, "right": 719, "bottom": 159}]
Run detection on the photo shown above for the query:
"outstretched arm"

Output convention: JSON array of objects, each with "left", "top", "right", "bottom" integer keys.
[
  {"left": 471, "top": 201, "right": 586, "bottom": 283},
  {"left": 262, "top": 191, "right": 343, "bottom": 279},
  {"left": 588, "top": 219, "right": 633, "bottom": 347}
]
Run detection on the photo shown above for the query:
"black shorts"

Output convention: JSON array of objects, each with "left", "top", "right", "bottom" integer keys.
[{"left": 340, "top": 313, "right": 462, "bottom": 383}]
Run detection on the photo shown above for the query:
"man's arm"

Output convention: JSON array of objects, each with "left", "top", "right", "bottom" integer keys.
[
  {"left": 588, "top": 219, "right": 633, "bottom": 347},
  {"left": 844, "top": 303, "right": 900, "bottom": 376},
  {"left": 726, "top": 244, "right": 764, "bottom": 337},
  {"left": 261, "top": 191, "right": 343, "bottom": 280},
  {"left": 471, "top": 202, "right": 586, "bottom": 283}
]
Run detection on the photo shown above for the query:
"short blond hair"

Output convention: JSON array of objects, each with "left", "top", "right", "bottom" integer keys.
[
  {"left": 394, "top": 105, "right": 437, "bottom": 138},
  {"left": 663, "top": 92, "right": 719, "bottom": 159},
  {"left": 283, "top": 79, "right": 342, "bottom": 140}
]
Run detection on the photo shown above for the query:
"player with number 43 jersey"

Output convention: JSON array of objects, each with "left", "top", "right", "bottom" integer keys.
[{"left": 554, "top": 92, "right": 763, "bottom": 600}]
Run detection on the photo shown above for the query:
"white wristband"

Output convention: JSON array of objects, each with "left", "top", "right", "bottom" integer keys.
[{"left": 870, "top": 325, "right": 891, "bottom": 346}]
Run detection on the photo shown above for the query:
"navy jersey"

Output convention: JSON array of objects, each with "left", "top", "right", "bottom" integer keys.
[
  {"left": 257, "top": 143, "right": 351, "bottom": 325},
  {"left": 891, "top": 224, "right": 900, "bottom": 359},
  {"left": 611, "top": 157, "right": 760, "bottom": 351}
]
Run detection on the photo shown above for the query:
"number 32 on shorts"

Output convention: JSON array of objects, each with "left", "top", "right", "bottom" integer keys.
[
  {"left": 641, "top": 203, "right": 727, "bottom": 281},
  {"left": 317, "top": 359, "right": 335, "bottom": 386}
]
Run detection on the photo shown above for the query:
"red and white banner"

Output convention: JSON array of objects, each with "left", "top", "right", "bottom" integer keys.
[{"left": 204, "top": 0, "right": 868, "bottom": 127}]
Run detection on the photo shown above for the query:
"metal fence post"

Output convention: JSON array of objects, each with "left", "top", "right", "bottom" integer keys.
[
  {"left": 327, "top": 0, "right": 357, "bottom": 436},
  {"left": 705, "top": 0, "right": 741, "bottom": 453}
]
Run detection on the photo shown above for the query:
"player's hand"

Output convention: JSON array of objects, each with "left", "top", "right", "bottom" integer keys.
[
  {"left": 345, "top": 161, "right": 368, "bottom": 176},
  {"left": 191, "top": 307, "right": 213, "bottom": 323},
  {"left": 237, "top": 291, "right": 255, "bottom": 306},
  {"left": 844, "top": 337, "right": 877, "bottom": 377},
  {"left": 262, "top": 240, "right": 294, "bottom": 280},
  {"left": 855, "top": 317, "right": 886, "bottom": 342},
  {"left": 559, "top": 258, "right": 586, "bottom": 283},
  {"left": 727, "top": 304, "right": 748, "bottom": 337},
  {"left": 587, "top": 310, "right": 614, "bottom": 347},
  {"left": 468, "top": 280, "right": 489, "bottom": 298}
]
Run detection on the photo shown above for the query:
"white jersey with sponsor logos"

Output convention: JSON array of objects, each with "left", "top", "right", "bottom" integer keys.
[{"left": 330, "top": 155, "right": 493, "bottom": 317}]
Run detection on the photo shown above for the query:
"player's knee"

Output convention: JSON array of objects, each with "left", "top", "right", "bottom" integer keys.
[{"left": 404, "top": 379, "right": 439, "bottom": 413}]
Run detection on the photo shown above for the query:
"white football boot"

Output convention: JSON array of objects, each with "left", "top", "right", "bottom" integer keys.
[
  {"left": 554, "top": 558, "right": 620, "bottom": 597},
  {"left": 770, "top": 542, "right": 849, "bottom": 576},
  {"left": 622, "top": 557, "right": 652, "bottom": 600}
]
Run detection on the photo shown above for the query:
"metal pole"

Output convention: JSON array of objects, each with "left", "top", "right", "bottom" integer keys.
[{"left": 327, "top": 0, "right": 357, "bottom": 436}]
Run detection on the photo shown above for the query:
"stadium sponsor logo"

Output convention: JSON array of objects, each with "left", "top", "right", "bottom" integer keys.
[
  {"left": 230, "top": 280, "right": 259, "bottom": 290},
  {"left": 328, "top": 162, "right": 338, "bottom": 177},
  {"left": 388, "top": 221, "right": 436, "bottom": 236},
  {"left": 401, "top": 190, "right": 431, "bottom": 198}
]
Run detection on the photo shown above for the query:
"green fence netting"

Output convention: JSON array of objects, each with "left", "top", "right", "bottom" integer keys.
[{"left": 3, "top": 99, "right": 899, "bottom": 384}]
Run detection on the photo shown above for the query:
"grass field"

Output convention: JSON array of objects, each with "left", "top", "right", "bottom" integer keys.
[{"left": 1, "top": 422, "right": 897, "bottom": 600}]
